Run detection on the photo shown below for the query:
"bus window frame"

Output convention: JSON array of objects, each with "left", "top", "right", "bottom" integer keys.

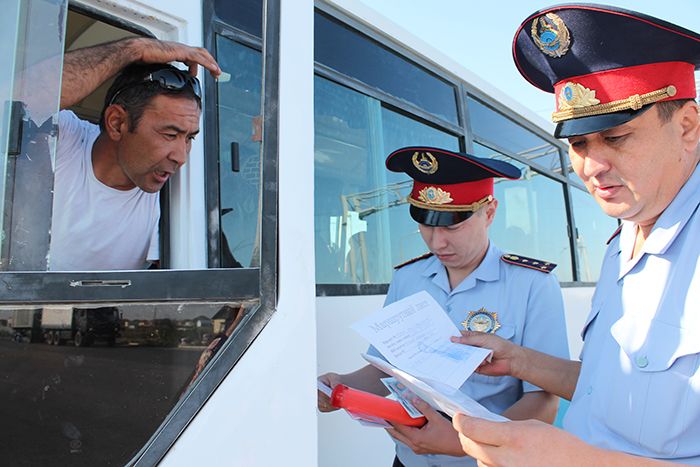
[{"left": 0, "top": 3, "right": 273, "bottom": 304}]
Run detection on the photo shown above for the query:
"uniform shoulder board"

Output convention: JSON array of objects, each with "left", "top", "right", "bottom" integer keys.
[
  {"left": 394, "top": 252, "right": 433, "bottom": 270},
  {"left": 606, "top": 224, "right": 622, "bottom": 245},
  {"left": 501, "top": 254, "right": 556, "bottom": 273}
]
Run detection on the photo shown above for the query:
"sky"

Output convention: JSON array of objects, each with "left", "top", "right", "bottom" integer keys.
[{"left": 357, "top": 0, "right": 700, "bottom": 123}]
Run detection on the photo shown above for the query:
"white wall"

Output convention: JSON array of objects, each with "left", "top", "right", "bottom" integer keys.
[{"left": 316, "top": 295, "right": 395, "bottom": 467}]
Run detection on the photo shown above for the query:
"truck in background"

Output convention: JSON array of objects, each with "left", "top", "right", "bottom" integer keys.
[
  {"left": 10, "top": 308, "right": 42, "bottom": 342},
  {"left": 12, "top": 306, "right": 120, "bottom": 346}
]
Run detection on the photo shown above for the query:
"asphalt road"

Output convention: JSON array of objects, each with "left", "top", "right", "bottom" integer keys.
[{"left": 0, "top": 338, "right": 202, "bottom": 466}]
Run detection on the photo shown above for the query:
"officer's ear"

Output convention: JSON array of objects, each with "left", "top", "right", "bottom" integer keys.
[
  {"left": 484, "top": 198, "right": 498, "bottom": 227},
  {"left": 677, "top": 100, "right": 700, "bottom": 153},
  {"left": 103, "top": 104, "right": 130, "bottom": 141}
]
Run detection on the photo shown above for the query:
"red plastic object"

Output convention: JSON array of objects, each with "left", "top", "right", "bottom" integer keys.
[{"left": 330, "top": 384, "right": 426, "bottom": 427}]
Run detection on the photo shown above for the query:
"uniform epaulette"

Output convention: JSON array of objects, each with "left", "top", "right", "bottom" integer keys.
[
  {"left": 606, "top": 224, "right": 622, "bottom": 244},
  {"left": 394, "top": 252, "right": 433, "bottom": 270},
  {"left": 501, "top": 254, "right": 556, "bottom": 273}
]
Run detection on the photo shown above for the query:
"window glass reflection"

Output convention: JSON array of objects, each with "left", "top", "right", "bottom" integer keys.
[
  {"left": 314, "top": 76, "right": 459, "bottom": 284},
  {"left": 315, "top": 11, "right": 459, "bottom": 125},
  {"left": 214, "top": 0, "right": 262, "bottom": 38},
  {"left": 216, "top": 36, "right": 262, "bottom": 267},
  {"left": 0, "top": 300, "right": 258, "bottom": 466},
  {"left": 570, "top": 187, "right": 619, "bottom": 281},
  {"left": 468, "top": 96, "right": 562, "bottom": 174},
  {"left": 473, "top": 142, "right": 573, "bottom": 281}
]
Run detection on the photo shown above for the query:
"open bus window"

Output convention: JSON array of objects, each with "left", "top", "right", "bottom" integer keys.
[
  {"left": 0, "top": 1, "right": 265, "bottom": 301},
  {"left": 2, "top": 7, "right": 265, "bottom": 272}
]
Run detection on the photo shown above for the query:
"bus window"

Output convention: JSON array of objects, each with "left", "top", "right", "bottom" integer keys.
[
  {"left": 473, "top": 142, "right": 574, "bottom": 281},
  {"left": 570, "top": 186, "right": 619, "bottom": 282},
  {"left": 314, "top": 76, "right": 459, "bottom": 284},
  {"left": 468, "top": 96, "right": 564, "bottom": 175},
  {"left": 214, "top": 36, "right": 262, "bottom": 268}
]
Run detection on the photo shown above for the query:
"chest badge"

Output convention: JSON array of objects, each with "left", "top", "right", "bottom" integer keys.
[{"left": 462, "top": 308, "right": 501, "bottom": 333}]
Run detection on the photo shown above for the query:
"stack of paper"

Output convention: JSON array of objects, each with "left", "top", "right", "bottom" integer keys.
[{"left": 351, "top": 290, "right": 506, "bottom": 423}]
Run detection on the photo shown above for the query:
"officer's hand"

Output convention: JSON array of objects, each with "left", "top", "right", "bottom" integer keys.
[
  {"left": 387, "top": 399, "right": 464, "bottom": 457},
  {"left": 453, "top": 413, "right": 599, "bottom": 467},
  {"left": 134, "top": 38, "right": 221, "bottom": 78},
  {"left": 451, "top": 331, "right": 526, "bottom": 378},
  {"left": 317, "top": 372, "right": 342, "bottom": 412}
]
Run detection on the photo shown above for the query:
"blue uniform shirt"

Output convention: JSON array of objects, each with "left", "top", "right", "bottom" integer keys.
[
  {"left": 375, "top": 243, "right": 568, "bottom": 467},
  {"left": 564, "top": 163, "right": 700, "bottom": 464}
]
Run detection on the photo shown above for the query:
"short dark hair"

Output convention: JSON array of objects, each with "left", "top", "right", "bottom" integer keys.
[
  {"left": 100, "top": 63, "right": 201, "bottom": 132},
  {"left": 656, "top": 99, "right": 695, "bottom": 123}
]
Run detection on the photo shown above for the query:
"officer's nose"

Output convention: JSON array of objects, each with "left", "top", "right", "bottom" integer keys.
[
  {"left": 429, "top": 227, "right": 450, "bottom": 249},
  {"left": 581, "top": 149, "right": 612, "bottom": 180}
]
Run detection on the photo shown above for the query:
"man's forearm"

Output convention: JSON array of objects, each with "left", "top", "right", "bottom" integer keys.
[
  {"left": 516, "top": 348, "right": 581, "bottom": 401},
  {"left": 61, "top": 38, "right": 142, "bottom": 109}
]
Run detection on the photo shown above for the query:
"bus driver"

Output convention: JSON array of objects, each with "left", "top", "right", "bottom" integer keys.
[{"left": 51, "top": 38, "right": 220, "bottom": 270}]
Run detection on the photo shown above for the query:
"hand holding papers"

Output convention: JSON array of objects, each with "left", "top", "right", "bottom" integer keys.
[
  {"left": 363, "top": 354, "right": 506, "bottom": 422},
  {"left": 351, "top": 290, "right": 506, "bottom": 423},
  {"left": 351, "top": 290, "right": 492, "bottom": 389}
]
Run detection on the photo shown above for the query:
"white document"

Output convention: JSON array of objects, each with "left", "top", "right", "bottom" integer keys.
[
  {"left": 364, "top": 353, "right": 507, "bottom": 422},
  {"left": 317, "top": 380, "right": 333, "bottom": 397},
  {"left": 351, "top": 290, "right": 492, "bottom": 389}
]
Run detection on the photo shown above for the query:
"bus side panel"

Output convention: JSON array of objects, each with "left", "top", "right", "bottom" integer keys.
[{"left": 317, "top": 295, "right": 395, "bottom": 467}]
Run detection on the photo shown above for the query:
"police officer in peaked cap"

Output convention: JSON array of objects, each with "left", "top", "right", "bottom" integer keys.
[
  {"left": 319, "top": 147, "right": 569, "bottom": 467},
  {"left": 452, "top": 5, "right": 700, "bottom": 466}
]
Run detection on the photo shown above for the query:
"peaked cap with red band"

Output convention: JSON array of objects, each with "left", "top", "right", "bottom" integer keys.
[
  {"left": 386, "top": 147, "right": 520, "bottom": 227},
  {"left": 513, "top": 4, "right": 700, "bottom": 138}
]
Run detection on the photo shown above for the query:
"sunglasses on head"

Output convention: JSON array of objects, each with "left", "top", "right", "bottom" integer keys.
[{"left": 108, "top": 68, "right": 202, "bottom": 106}]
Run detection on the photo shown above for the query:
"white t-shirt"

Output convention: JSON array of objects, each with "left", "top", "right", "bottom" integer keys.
[{"left": 49, "top": 111, "right": 160, "bottom": 271}]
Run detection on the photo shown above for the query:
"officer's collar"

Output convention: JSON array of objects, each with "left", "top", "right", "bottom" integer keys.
[{"left": 422, "top": 242, "right": 500, "bottom": 285}]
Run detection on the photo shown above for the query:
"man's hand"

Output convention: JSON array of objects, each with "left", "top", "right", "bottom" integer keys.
[
  {"left": 453, "top": 331, "right": 580, "bottom": 400},
  {"left": 134, "top": 38, "right": 221, "bottom": 78},
  {"left": 60, "top": 37, "right": 222, "bottom": 109},
  {"left": 317, "top": 372, "right": 343, "bottom": 413},
  {"left": 452, "top": 414, "right": 595, "bottom": 467},
  {"left": 451, "top": 331, "right": 526, "bottom": 379},
  {"left": 387, "top": 399, "right": 465, "bottom": 457}
]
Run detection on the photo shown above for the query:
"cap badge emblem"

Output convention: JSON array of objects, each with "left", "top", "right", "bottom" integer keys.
[
  {"left": 558, "top": 82, "right": 600, "bottom": 110},
  {"left": 412, "top": 151, "right": 438, "bottom": 174},
  {"left": 531, "top": 12, "right": 570, "bottom": 58},
  {"left": 462, "top": 308, "right": 501, "bottom": 333},
  {"left": 417, "top": 186, "right": 453, "bottom": 205}
]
